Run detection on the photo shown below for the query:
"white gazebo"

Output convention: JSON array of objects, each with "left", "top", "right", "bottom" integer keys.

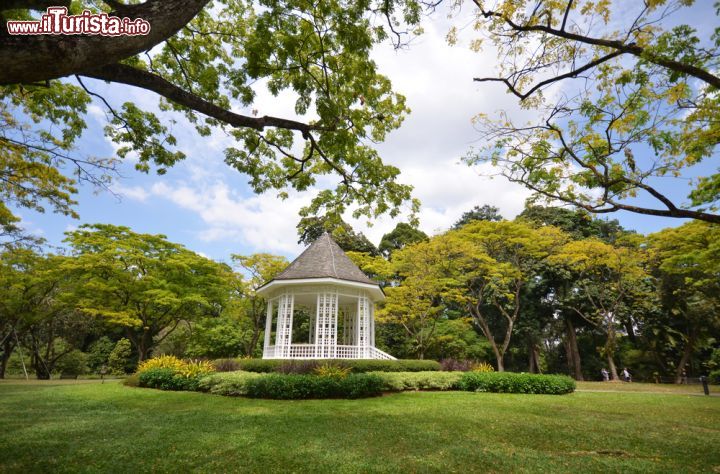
[{"left": 257, "top": 233, "right": 395, "bottom": 360}]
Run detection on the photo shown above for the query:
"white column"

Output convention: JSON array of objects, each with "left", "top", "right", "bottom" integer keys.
[
  {"left": 275, "top": 293, "right": 294, "bottom": 358},
  {"left": 263, "top": 299, "right": 273, "bottom": 358},
  {"left": 369, "top": 303, "right": 375, "bottom": 347},
  {"left": 357, "top": 294, "right": 370, "bottom": 358},
  {"left": 315, "top": 291, "right": 338, "bottom": 358}
]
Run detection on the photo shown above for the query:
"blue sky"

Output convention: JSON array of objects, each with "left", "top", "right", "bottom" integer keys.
[{"left": 15, "top": 2, "right": 717, "bottom": 264}]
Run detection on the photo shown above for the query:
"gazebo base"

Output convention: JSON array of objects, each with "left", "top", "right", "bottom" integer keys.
[{"left": 263, "top": 344, "right": 395, "bottom": 360}]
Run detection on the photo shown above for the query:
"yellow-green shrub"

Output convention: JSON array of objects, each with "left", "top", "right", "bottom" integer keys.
[
  {"left": 179, "top": 360, "right": 215, "bottom": 378},
  {"left": 136, "top": 356, "right": 215, "bottom": 392},
  {"left": 137, "top": 355, "right": 186, "bottom": 374},
  {"left": 472, "top": 362, "right": 495, "bottom": 373},
  {"left": 313, "top": 362, "right": 351, "bottom": 378}
]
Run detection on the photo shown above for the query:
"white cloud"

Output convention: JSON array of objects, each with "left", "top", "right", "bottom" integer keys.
[
  {"left": 143, "top": 181, "right": 310, "bottom": 254},
  {"left": 113, "top": 183, "right": 150, "bottom": 202}
]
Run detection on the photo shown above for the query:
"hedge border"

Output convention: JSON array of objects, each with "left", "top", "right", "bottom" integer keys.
[{"left": 213, "top": 358, "right": 441, "bottom": 374}]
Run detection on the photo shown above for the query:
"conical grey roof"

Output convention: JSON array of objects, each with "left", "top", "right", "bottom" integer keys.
[{"left": 272, "top": 233, "right": 376, "bottom": 285}]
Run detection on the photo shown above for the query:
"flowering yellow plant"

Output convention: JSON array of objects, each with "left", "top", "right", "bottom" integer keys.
[
  {"left": 137, "top": 355, "right": 214, "bottom": 378},
  {"left": 137, "top": 355, "right": 186, "bottom": 373},
  {"left": 179, "top": 360, "right": 215, "bottom": 378},
  {"left": 472, "top": 362, "right": 495, "bottom": 373},
  {"left": 313, "top": 363, "right": 351, "bottom": 378}
]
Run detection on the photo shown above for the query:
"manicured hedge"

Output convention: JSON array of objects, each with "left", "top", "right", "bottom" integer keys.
[
  {"left": 218, "top": 358, "right": 441, "bottom": 374},
  {"left": 197, "top": 371, "right": 263, "bottom": 396},
  {"left": 138, "top": 368, "right": 205, "bottom": 391},
  {"left": 370, "top": 371, "right": 463, "bottom": 391},
  {"left": 244, "top": 373, "right": 384, "bottom": 399},
  {"left": 458, "top": 372, "right": 576, "bottom": 395}
]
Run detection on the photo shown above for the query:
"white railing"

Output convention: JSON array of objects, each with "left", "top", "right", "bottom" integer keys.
[
  {"left": 368, "top": 346, "right": 396, "bottom": 360},
  {"left": 263, "top": 344, "right": 396, "bottom": 360}
]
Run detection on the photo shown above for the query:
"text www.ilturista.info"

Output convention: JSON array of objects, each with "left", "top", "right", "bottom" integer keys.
[{"left": 7, "top": 7, "right": 150, "bottom": 36}]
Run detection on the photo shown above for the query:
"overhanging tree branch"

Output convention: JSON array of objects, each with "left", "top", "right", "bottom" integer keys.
[
  {"left": 473, "top": 1, "right": 720, "bottom": 90},
  {"left": 81, "top": 63, "right": 330, "bottom": 134},
  {"left": 0, "top": 0, "right": 210, "bottom": 85}
]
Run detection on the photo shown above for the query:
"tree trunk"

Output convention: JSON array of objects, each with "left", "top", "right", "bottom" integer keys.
[
  {"left": 533, "top": 344, "right": 542, "bottom": 374},
  {"left": 674, "top": 334, "right": 694, "bottom": 384},
  {"left": 247, "top": 329, "right": 260, "bottom": 357},
  {"left": 607, "top": 353, "right": 619, "bottom": 381},
  {"left": 0, "top": 338, "right": 15, "bottom": 379},
  {"left": 565, "top": 318, "right": 583, "bottom": 381},
  {"left": 31, "top": 352, "right": 52, "bottom": 379},
  {"left": 528, "top": 340, "right": 541, "bottom": 373},
  {"left": 134, "top": 329, "right": 155, "bottom": 362}
]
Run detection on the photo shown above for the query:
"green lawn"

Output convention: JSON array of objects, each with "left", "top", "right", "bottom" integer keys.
[{"left": 1, "top": 380, "right": 718, "bottom": 473}]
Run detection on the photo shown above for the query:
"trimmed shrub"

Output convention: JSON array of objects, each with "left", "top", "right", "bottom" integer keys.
[
  {"left": 244, "top": 373, "right": 383, "bottom": 399},
  {"left": 439, "top": 359, "right": 476, "bottom": 371},
  {"left": 213, "top": 358, "right": 242, "bottom": 372},
  {"left": 348, "top": 360, "right": 441, "bottom": 373},
  {"left": 197, "top": 371, "right": 263, "bottom": 396},
  {"left": 138, "top": 368, "right": 205, "bottom": 391},
  {"left": 278, "top": 360, "right": 321, "bottom": 374},
  {"left": 234, "top": 359, "right": 283, "bottom": 373},
  {"left": 371, "top": 371, "right": 463, "bottom": 391},
  {"left": 227, "top": 358, "right": 441, "bottom": 374},
  {"left": 439, "top": 359, "right": 495, "bottom": 372},
  {"left": 458, "top": 372, "right": 576, "bottom": 395}
]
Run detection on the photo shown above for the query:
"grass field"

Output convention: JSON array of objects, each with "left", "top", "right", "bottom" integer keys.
[{"left": 1, "top": 380, "right": 718, "bottom": 473}]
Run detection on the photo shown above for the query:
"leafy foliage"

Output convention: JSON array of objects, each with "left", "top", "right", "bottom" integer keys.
[
  {"left": 107, "top": 338, "right": 134, "bottom": 375},
  {"left": 370, "top": 371, "right": 463, "bottom": 391},
  {"left": 458, "top": 372, "right": 576, "bottom": 395},
  {"left": 244, "top": 373, "right": 384, "bottom": 399},
  {"left": 465, "top": 0, "right": 720, "bottom": 223},
  {"left": 64, "top": 224, "right": 233, "bottom": 361},
  {"left": 197, "top": 371, "right": 264, "bottom": 396}
]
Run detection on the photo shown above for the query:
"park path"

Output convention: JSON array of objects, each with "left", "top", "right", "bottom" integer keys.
[{"left": 576, "top": 389, "right": 719, "bottom": 397}]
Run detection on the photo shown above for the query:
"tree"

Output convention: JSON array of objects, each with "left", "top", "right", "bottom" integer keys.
[
  {"left": 297, "top": 215, "right": 379, "bottom": 255},
  {"left": 64, "top": 224, "right": 233, "bottom": 361},
  {"left": 451, "top": 204, "right": 502, "bottom": 229},
  {"left": 231, "top": 253, "right": 288, "bottom": 356},
  {"left": 518, "top": 205, "right": 625, "bottom": 243},
  {"left": 378, "top": 222, "right": 428, "bottom": 258},
  {"left": 465, "top": 0, "right": 720, "bottom": 223},
  {"left": 649, "top": 221, "right": 720, "bottom": 382},
  {"left": 449, "top": 220, "right": 566, "bottom": 371},
  {"left": 550, "top": 239, "right": 653, "bottom": 380},
  {"left": 0, "top": 248, "right": 83, "bottom": 379},
  {"left": 2, "top": 0, "right": 419, "bottom": 238},
  {"left": 378, "top": 238, "right": 462, "bottom": 359}
]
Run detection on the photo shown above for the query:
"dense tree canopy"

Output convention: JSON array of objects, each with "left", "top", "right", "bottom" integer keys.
[
  {"left": 1, "top": 0, "right": 420, "bottom": 245},
  {"left": 63, "top": 224, "right": 233, "bottom": 361}
]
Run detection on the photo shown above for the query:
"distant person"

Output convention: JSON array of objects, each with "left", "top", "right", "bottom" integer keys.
[
  {"left": 601, "top": 368, "right": 609, "bottom": 382},
  {"left": 622, "top": 367, "right": 632, "bottom": 382},
  {"left": 680, "top": 369, "right": 687, "bottom": 384}
]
